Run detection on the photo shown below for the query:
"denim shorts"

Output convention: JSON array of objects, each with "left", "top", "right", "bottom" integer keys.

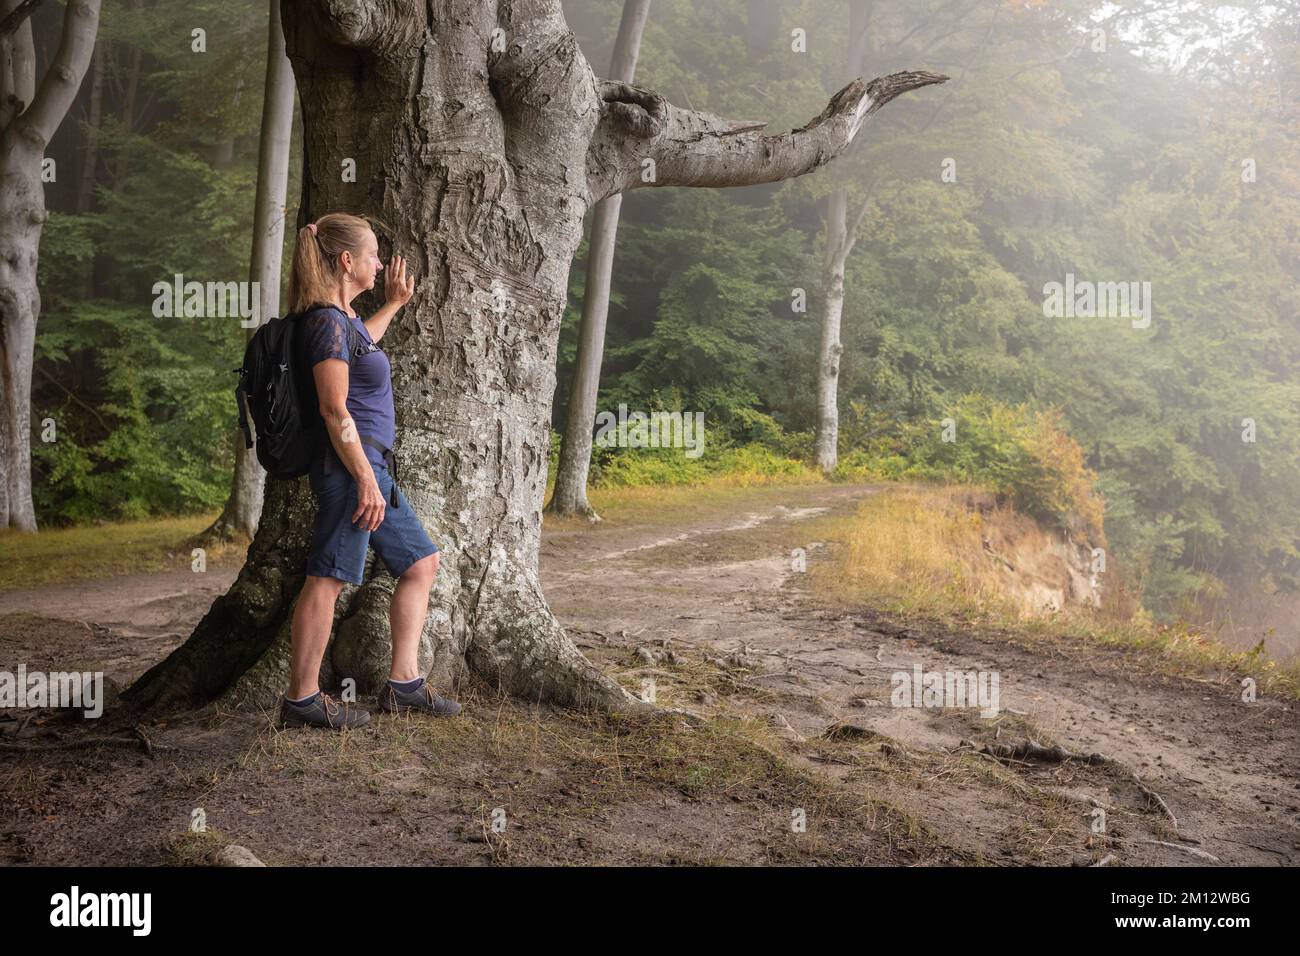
[{"left": 305, "top": 450, "right": 439, "bottom": 585}]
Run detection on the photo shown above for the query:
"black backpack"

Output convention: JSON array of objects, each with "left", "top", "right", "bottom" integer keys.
[{"left": 233, "top": 303, "right": 360, "bottom": 479}]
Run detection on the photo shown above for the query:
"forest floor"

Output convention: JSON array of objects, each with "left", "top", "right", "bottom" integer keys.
[{"left": 1, "top": 481, "right": 1297, "bottom": 866}]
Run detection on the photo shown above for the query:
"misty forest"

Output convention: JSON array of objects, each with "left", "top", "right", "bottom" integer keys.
[{"left": 0, "top": 0, "right": 1297, "bottom": 868}]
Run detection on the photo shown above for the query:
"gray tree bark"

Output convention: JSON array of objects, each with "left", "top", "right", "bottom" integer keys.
[
  {"left": 548, "top": 0, "right": 650, "bottom": 521},
  {"left": 0, "top": 0, "right": 103, "bottom": 532},
  {"left": 122, "top": 0, "right": 943, "bottom": 715},
  {"left": 202, "top": 0, "right": 297, "bottom": 543},
  {"left": 814, "top": 0, "right": 872, "bottom": 474}
]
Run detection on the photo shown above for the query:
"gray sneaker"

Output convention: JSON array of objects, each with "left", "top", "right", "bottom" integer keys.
[
  {"left": 277, "top": 692, "right": 371, "bottom": 730},
  {"left": 377, "top": 680, "right": 462, "bottom": 716}
]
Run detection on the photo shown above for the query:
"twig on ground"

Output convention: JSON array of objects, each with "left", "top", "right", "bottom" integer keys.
[
  {"left": 1124, "top": 839, "right": 1220, "bottom": 863},
  {"left": 0, "top": 729, "right": 178, "bottom": 756}
]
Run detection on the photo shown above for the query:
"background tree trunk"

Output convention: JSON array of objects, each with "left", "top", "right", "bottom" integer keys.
[
  {"left": 121, "top": 0, "right": 942, "bottom": 716},
  {"left": 815, "top": 187, "right": 849, "bottom": 472},
  {"left": 74, "top": 41, "right": 102, "bottom": 215},
  {"left": 74, "top": 41, "right": 103, "bottom": 301},
  {"left": 548, "top": 0, "right": 651, "bottom": 521},
  {"left": 814, "top": 0, "right": 872, "bottom": 474},
  {"left": 0, "top": 0, "right": 103, "bottom": 532},
  {"left": 91, "top": 0, "right": 142, "bottom": 298},
  {"left": 201, "top": 0, "right": 296, "bottom": 544},
  {"left": 106, "top": 0, "right": 141, "bottom": 191},
  {"left": 206, "top": 75, "right": 245, "bottom": 171}
]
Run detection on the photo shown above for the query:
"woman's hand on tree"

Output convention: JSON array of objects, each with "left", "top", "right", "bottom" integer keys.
[{"left": 385, "top": 254, "right": 415, "bottom": 307}]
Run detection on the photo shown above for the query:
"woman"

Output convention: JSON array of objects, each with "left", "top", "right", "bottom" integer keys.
[{"left": 277, "top": 212, "right": 461, "bottom": 730}]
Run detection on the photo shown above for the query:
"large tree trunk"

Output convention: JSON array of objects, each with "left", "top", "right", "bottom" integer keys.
[
  {"left": 0, "top": 0, "right": 103, "bottom": 532},
  {"left": 548, "top": 0, "right": 651, "bottom": 521},
  {"left": 814, "top": 0, "right": 872, "bottom": 474},
  {"left": 122, "top": 0, "right": 943, "bottom": 715},
  {"left": 202, "top": 0, "right": 297, "bottom": 544}
]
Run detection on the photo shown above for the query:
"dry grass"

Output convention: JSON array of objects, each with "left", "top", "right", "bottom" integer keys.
[
  {"left": 160, "top": 827, "right": 230, "bottom": 866},
  {"left": 812, "top": 483, "right": 1020, "bottom": 617},
  {"left": 811, "top": 484, "right": 1300, "bottom": 698},
  {"left": 542, "top": 477, "right": 831, "bottom": 533},
  {"left": 204, "top": 684, "right": 950, "bottom": 865}
]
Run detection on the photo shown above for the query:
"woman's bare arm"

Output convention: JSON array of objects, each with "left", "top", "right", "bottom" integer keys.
[{"left": 314, "top": 358, "right": 386, "bottom": 531}]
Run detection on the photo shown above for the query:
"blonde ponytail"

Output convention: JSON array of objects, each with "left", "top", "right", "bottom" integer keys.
[{"left": 286, "top": 212, "right": 375, "bottom": 314}]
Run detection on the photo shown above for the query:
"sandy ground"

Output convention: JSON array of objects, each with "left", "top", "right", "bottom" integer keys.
[{"left": 1, "top": 482, "right": 1297, "bottom": 866}]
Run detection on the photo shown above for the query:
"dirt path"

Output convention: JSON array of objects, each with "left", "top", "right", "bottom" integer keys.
[
  {"left": 1, "top": 482, "right": 1296, "bottom": 866},
  {"left": 541, "top": 482, "right": 1300, "bottom": 865}
]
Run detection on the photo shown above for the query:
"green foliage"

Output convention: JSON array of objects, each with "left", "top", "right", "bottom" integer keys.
[
  {"left": 833, "top": 396, "right": 1106, "bottom": 544},
  {"left": 32, "top": 301, "right": 238, "bottom": 523},
  {"left": 29, "top": 0, "right": 1300, "bottom": 631},
  {"left": 29, "top": 0, "right": 291, "bottom": 526},
  {"left": 547, "top": 428, "right": 811, "bottom": 490}
]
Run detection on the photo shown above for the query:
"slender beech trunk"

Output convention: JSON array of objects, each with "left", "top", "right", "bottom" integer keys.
[
  {"left": 75, "top": 42, "right": 103, "bottom": 214},
  {"left": 202, "top": 0, "right": 296, "bottom": 543},
  {"left": 814, "top": 0, "right": 873, "bottom": 473},
  {"left": 75, "top": 41, "right": 103, "bottom": 301},
  {"left": 815, "top": 188, "right": 849, "bottom": 472},
  {"left": 107, "top": 0, "right": 141, "bottom": 191},
  {"left": 548, "top": 0, "right": 651, "bottom": 520}
]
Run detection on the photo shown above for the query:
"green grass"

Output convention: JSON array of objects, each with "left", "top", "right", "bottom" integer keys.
[{"left": 0, "top": 513, "right": 224, "bottom": 591}]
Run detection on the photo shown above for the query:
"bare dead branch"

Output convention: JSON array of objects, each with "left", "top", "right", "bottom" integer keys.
[{"left": 587, "top": 70, "right": 946, "bottom": 202}]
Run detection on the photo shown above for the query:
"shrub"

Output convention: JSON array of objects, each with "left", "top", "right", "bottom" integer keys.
[{"left": 833, "top": 395, "right": 1105, "bottom": 546}]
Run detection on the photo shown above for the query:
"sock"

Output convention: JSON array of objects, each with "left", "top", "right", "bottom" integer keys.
[
  {"left": 287, "top": 690, "right": 321, "bottom": 706},
  {"left": 388, "top": 676, "right": 424, "bottom": 693}
]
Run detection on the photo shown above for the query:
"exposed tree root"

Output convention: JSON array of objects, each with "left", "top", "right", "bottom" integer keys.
[{"left": 958, "top": 737, "right": 1179, "bottom": 830}]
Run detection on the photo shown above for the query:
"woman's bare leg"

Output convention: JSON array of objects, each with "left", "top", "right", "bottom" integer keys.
[
  {"left": 389, "top": 553, "right": 439, "bottom": 681},
  {"left": 287, "top": 574, "right": 345, "bottom": 698}
]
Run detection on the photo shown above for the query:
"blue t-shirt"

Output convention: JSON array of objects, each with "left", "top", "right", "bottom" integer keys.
[{"left": 301, "top": 305, "right": 395, "bottom": 469}]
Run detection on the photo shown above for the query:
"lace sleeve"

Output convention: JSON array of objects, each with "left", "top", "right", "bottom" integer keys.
[{"left": 302, "top": 307, "right": 350, "bottom": 367}]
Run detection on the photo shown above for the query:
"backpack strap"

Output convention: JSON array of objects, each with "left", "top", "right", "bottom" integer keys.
[
  {"left": 345, "top": 315, "right": 361, "bottom": 364},
  {"left": 308, "top": 306, "right": 401, "bottom": 509},
  {"left": 235, "top": 374, "right": 253, "bottom": 449},
  {"left": 321, "top": 433, "right": 402, "bottom": 510}
]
